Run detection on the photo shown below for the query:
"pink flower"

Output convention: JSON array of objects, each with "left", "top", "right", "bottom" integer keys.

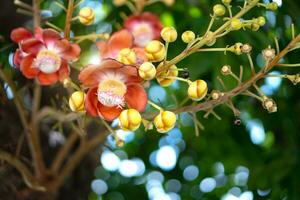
[
  {"left": 96, "top": 29, "right": 147, "bottom": 64},
  {"left": 78, "top": 59, "right": 148, "bottom": 121},
  {"left": 11, "top": 27, "right": 81, "bottom": 85},
  {"left": 124, "top": 12, "right": 163, "bottom": 47}
]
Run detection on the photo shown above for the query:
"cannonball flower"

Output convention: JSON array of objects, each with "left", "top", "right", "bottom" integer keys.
[
  {"left": 96, "top": 29, "right": 147, "bottom": 65},
  {"left": 124, "top": 12, "right": 163, "bottom": 47},
  {"left": 11, "top": 27, "right": 80, "bottom": 85},
  {"left": 78, "top": 59, "right": 148, "bottom": 121}
]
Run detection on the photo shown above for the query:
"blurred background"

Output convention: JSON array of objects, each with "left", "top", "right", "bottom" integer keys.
[{"left": 1, "top": 0, "right": 300, "bottom": 199}]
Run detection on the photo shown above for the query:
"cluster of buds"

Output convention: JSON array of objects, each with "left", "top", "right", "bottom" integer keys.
[
  {"left": 243, "top": 16, "right": 266, "bottom": 31},
  {"left": 262, "top": 97, "right": 277, "bottom": 113},
  {"left": 78, "top": 7, "right": 95, "bottom": 26},
  {"left": 227, "top": 43, "right": 253, "bottom": 55}
]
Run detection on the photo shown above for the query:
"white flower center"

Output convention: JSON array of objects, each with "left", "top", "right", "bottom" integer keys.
[
  {"left": 97, "top": 79, "right": 127, "bottom": 107},
  {"left": 132, "top": 22, "right": 153, "bottom": 47},
  {"left": 34, "top": 49, "right": 61, "bottom": 74}
]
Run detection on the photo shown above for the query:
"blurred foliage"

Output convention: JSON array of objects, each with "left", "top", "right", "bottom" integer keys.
[{"left": 1, "top": 0, "right": 300, "bottom": 199}]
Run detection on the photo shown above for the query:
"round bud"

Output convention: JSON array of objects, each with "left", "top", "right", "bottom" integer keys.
[
  {"left": 266, "top": 2, "right": 278, "bottom": 11},
  {"left": 117, "top": 48, "right": 137, "bottom": 65},
  {"left": 257, "top": 16, "right": 266, "bottom": 26},
  {"left": 262, "top": 97, "right": 277, "bottom": 113},
  {"left": 154, "top": 111, "right": 177, "bottom": 133},
  {"left": 221, "top": 65, "right": 231, "bottom": 75},
  {"left": 188, "top": 80, "right": 208, "bottom": 101},
  {"left": 250, "top": 23, "right": 260, "bottom": 31},
  {"left": 116, "top": 138, "right": 125, "bottom": 147},
  {"left": 139, "top": 62, "right": 157, "bottom": 80},
  {"left": 162, "top": 0, "right": 174, "bottom": 6},
  {"left": 232, "top": 43, "right": 243, "bottom": 55},
  {"left": 113, "top": 0, "right": 127, "bottom": 6},
  {"left": 145, "top": 40, "right": 166, "bottom": 62},
  {"left": 156, "top": 63, "right": 178, "bottom": 87},
  {"left": 213, "top": 4, "right": 226, "bottom": 17},
  {"left": 230, "top": 18, "right": 243, "bottom": 30},
  {"left": 78, "top": 7, "right": 95, "bottom": 26},
  {"left": 222, "top": 0, "right": 232, "bottom": 5},
  {"left": 118, "top": 109, "right": 142, "bottom": 131},
  {"left": 262, "top": 48, "right": 275, "bottom": 60},
  {"left": 63, "top": 78, "right": 72, "bottom": 88},
  {"left": 211, "top": 90, "right": 221, "bottom": 100},
  {"left": 241, "top": 43, "right": 252, "bottom": 54},
  {"left": 181, "top": 31, "right": 195, "bottom": 43},
  {"left": 69, "top": 91, "right": 86, "bottom": 112},
  {"left": 161, "top": 27, "right": 178, "bottom": 43}
]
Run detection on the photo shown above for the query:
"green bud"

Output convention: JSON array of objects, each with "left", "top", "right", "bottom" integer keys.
[
  {"left": 257, "top": 16, "right": 266, "bottom": 26},
  {"left": 213, "top": 4, "right": 226, "bottom": 16},
  {"left": 266, "top": 2, "right": 278, "bottom": 11},
  {"left": 230, "top": 19, "right": 243, "bottom": 30}
]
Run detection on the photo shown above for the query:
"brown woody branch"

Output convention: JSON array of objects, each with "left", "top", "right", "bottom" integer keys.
[
  {"left": 0, "top": 149, "right": 46, "bottom": 191},
  {"left": 172, "top": 34, "right": 300, "bottom": 115}
]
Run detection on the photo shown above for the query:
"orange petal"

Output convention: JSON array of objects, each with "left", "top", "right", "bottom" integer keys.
[
  {"left": 37, "top": 72, "right": 58, "bottom": 85},
  {"left": 125, "top": 83, "right": 148, "bottom": 112},
  {"left": 61, "top": 43, "right": 81, "bottom": 61},
  {"left": 85, "top": 87, "right": 99, "bottom": 117},
  {"left": 21, "top": 38, "right": 44, "bottom": 55},
  {"left": 101, "top": 30, "right": 133, "bottom": 59},
  {"left": 42, "top": 29, "right": 61, "bottom": 48},
  {"left": 34, "top": 27, "right": 43, "bottom": 41},
  {"left": 133, "top": 47, "right": 148, "bottom": 64},
  {"left": 58, "top": 60, "right": 70, "bottom": 81},
  {"left": 97, "top": 103, "right": 122, "bottom": 121},
  {"left": 10, "top": 28, "right": 33, "bottom": 43},
  {"left": 78, "top": 59, "right": 123, "bottom": 87},
  {"left": 20, "top": 55, "right": 39, "bottom": 78}
]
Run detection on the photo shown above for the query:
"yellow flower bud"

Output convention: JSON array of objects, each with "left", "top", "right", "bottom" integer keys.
[
  {"left": 145, "top": 40, "right": 166, "bottom": 62},
  {"left": 162, "top": 0, "right": 174, "bottom": 6},
  {"left": 118, "top": 109, "right": 142, "bottom": 131},
  {"left": 161, "top": 27, "right": 178, "bottom": 43},
  {"left": 213, "top": 4, "right": 226, "bottom": 17},
  {"left": 257, "top": 16, "right": 266, "bottom": 26},
  {"left": 78, "top": 7, "right": 95, "bottom": 26},
  {"left": 117, "top": 48, "right": 137, "bottom": 65},
  {"left": 266, "top": 2, "right": 278, "bottom": 11},
  {"left": 69, "top": 91, "right": 86, "bottom": 112},
  {"left": 156, "top": 63, "right": 178, "bottom": 87},
  {"left": 222, "top": 0, "right": 232, "bottom": 5},
  {"left": 230, "top": 18, "right": 243, "bottom": 30},
  {"left": 154, "top": 111, "right": 176, "bottom": 133},
  {"left": 113, "top": 0, "right": 127, "bottom": 6},
  {"left": 139, "top": 62, "right": 156, "bottom": 80},
  {"left": 188, "top": 80, "right": 208, "bottom": 101},
  {"left": 181, "top": 31, "right": 195, "bottom": 43}
]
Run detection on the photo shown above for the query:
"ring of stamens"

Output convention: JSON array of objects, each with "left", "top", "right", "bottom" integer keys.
[
  {"left": 34, "top": 49, "right": 61, "bottom": 74},
  {"left": 97, "top": 79, "right": 127, "bottom": 107}
]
